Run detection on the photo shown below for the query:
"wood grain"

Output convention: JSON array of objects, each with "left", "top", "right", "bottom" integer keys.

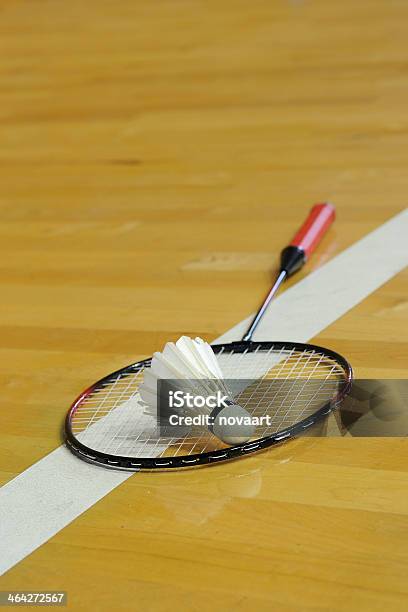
[{"left": 0, "top": 0, "right": 407, "bottom": 609}]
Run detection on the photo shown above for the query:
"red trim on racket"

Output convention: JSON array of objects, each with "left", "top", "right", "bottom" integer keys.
[{"left": 290, "top": 203, "right": 335, "bottom": 257}]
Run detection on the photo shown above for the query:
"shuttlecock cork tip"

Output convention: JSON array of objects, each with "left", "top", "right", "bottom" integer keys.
[{"left": 211, "top": 403, "right": 256, "bottom": 445}]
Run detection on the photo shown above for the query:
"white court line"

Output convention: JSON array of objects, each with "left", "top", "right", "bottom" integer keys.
[{"left": 0, "top": 209, "right": 407, "bottom": 576}]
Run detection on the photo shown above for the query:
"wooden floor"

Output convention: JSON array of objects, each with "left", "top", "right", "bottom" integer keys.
[{"left": 0, "top": 0, "right": 407, "bottom": 609}]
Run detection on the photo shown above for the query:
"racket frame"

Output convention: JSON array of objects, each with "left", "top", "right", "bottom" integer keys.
[{"left": 64, "top": 340, "right": 353, "bottom": 471}]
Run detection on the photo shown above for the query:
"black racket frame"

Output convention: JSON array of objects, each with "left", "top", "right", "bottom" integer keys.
[{"left": 64, "top": 340, "right": 353, "bottom": 471}]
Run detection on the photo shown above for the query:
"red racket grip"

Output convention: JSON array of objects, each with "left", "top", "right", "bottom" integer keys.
[{"left": 290, "top": 203, "right": 335, "bottom": 257}]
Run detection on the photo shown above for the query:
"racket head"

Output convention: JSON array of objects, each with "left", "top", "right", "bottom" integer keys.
[{"left": 64, "top": 340, "right": 353, "bottom": 471}]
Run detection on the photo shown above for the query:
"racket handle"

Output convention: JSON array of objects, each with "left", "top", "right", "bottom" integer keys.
[
  {"left": 279, "top": 203, "right": 335, "bottom": 276},
  {"left": 243, "top": 202, "right": 335, "bottom": 341},
  {"left": 290, "top": 202, "right": 335, "bottom": 256}
]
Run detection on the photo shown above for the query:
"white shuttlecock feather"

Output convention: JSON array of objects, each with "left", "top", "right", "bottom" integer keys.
[{"left": 139, "top": 336, "right": 255, "bottom": 445}]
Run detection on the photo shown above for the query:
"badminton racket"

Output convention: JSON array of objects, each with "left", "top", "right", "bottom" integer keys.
[{"left": 64, "top": 203, "right": 353, "bottom": 470}]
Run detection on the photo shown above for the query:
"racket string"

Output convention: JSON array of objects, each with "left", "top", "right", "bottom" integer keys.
[{"left": 69, "top": 345, "right": 348, "bottom": 458}]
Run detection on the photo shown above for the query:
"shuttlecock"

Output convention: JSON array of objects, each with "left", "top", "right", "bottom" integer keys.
[{"left": 139, "top": 336, "right": 255, "bottom": 445}]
